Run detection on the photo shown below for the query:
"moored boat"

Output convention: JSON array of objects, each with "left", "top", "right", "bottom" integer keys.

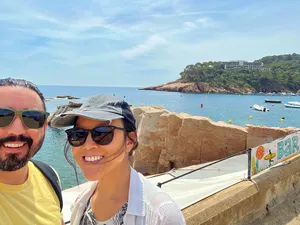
[
  {"left": 284, "top": 104, "right": 300, "bottom": 108},
  {"left": 253, "top": 104, "right": 269, "bottom": 112},
  {"left": 265, "top": 99, "right": 282, "bottom": 103},
  {"left": 287, "top": 101, "right": 300, "bottom": 106}
]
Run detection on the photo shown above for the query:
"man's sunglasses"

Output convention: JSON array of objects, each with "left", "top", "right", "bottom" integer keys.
[
  {"left": 0, "top": 108, "right": 50, "bottom": 129},
  {"left": 65, "top": 125, "right": 128, "bottom": 147}
]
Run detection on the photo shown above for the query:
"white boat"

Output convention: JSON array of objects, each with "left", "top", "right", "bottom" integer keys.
[
  {"left": 285, "top": 104, "right": 300, "bottom": 108},
  {"left": 288, "top": 101, "right": 300, "bottom": 106},
  {"left": 253, "top": 104, "right": 269, "bottom": 112}
]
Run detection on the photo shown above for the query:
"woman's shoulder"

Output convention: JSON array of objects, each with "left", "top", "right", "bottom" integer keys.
[
  {"left": 137, "top": 174, "right": 186, "bottom": 224},
  {"left": 137, "top": 172, "right": 177, "bottom": 207},
  {"left": 74, "top": 181, "right": 98, "bottom": 204}
]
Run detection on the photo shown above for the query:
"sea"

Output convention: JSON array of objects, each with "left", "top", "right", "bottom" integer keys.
[{"left": 32, "top": 85, "right": 300, "bottom": 190}]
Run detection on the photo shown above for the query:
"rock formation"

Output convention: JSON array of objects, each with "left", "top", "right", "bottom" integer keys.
[
  {"left": 131, "top": 106, "right": 297, "bottom": 175},
  {"left": 140, "top": 81, "right": 255, "bottom": 94},
  {"left": 48, "top": 101, "right": 82, "bottom": 126},
  {"left": 56, "top": 95, "right": 80, "bottom": 100}
]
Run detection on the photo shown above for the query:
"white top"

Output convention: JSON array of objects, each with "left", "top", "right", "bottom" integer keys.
[{"left": 70, "top": 168, "right": 186, "bottom": 225}]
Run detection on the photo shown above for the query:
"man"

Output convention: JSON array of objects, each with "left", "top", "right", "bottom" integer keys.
[{"left": 0, "top": 77, "right": 63, "bottom": 225}]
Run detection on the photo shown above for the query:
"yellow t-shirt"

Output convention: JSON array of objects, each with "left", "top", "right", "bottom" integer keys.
[{"left": 0, "top": 161, "right": 62, "bottom": 225}]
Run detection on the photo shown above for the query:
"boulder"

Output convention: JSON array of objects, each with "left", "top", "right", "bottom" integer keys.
[{"left": 56, "top": 95, "right": 80, "bottom": 100}]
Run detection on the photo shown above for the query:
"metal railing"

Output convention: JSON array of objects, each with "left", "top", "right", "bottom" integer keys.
[{"left": 157, "top": 148, "right": 252, "bottom": 188}]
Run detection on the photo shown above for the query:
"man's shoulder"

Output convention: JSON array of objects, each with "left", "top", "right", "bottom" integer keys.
[
  {"left": 29, "top": 160, "right": 63, "bottom": 211},
  {"left": 29, "top": 160, "right": 60, "bottom": 179}
]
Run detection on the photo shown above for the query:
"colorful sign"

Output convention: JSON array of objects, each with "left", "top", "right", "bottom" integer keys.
[{"left": 251, "top": 131, "right": 300, "bottom": 176}]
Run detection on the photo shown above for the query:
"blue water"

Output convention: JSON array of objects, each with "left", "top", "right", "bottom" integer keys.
[{"left": 32, "top": 85, "right": 300, "bottom": 189}]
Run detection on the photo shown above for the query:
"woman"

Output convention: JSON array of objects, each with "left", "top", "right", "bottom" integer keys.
[{"left": 52, "top": 94, "right": 186, "bottom": 225}]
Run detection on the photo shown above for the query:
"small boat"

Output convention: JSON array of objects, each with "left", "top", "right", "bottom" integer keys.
[
  {"left": 253, "top": 104, "right": 269, "bottom": 112},
  {"left": 288, "top": 101, "right": 300, "bottom": 106},
  {"left": 265, "top": 99, "right": 282, "bottom": 104},
  {"left": 284, "top": 104, "right": 300, "bottom": 108}
]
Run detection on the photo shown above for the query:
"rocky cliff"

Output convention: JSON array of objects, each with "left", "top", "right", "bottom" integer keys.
[{"left": 140, "top": 80, "right": 255, "bottom": 94}]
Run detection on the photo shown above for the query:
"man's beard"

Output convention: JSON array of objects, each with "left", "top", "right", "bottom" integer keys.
[{"left": 0, "top": 134, "right": 45, "bottom": 171}]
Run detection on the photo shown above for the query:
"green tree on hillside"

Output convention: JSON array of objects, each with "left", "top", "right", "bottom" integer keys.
[{"left": 179, "top": 53, "right": 300, "bottom": 93}]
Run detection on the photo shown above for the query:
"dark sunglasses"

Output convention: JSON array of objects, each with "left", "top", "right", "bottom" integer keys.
[
  {"left": 0, "top": 108, "right": 49, "bottom": 129},
  {"left": 65, "top": 125, "right": 127, "bottom": 147}
]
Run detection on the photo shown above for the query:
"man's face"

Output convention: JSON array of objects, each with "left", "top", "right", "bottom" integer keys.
[{"left": 0, "top": 86, "right": 47, "bottom": 171}]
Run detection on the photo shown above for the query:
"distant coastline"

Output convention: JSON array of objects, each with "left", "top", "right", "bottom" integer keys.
[
  {"left": 139, "top": 80, "right": 299, "bottom": 95},
  {"left": 140, "top": 53, "right": 300, "bottom": 95},
  {"left": 139, "top": 80, "right": 253, "bottom": 94}
]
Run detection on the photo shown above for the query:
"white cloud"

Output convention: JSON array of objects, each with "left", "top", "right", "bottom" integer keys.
[
  {"left": 120, "top": 35, "right": 168, "bottom": 58},
  {"left": 69, "top": 17, "right": 107, "bottom": 31},
  {"left": 196, "top": 17, "right": 215, "bottom": 28},
  {"left": 0, "top": 0, "right": 299, "bottom": 87},
  {"left": 196, "top": 17, "right": 209, "bottom": 24},
  {"left": 184, "top": 21, "right": 198, "bottom": 28},
  {"left": 150, "top": 9, "right": 235, "bottom": 18}
]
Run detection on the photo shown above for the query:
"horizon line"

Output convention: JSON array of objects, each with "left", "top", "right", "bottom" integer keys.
[{"left": 38, "top": 84, "right": 143, "bottom": 88}]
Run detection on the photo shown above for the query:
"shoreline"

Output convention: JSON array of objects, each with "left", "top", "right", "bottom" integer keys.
[
  {"left": 139, "top": 90, "right": 299, "bottom": 96},
  {"left": 139, "top": 81, "right": 300, "bottom": 95}
]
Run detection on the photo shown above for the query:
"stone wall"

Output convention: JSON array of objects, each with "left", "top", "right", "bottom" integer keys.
[
  {"left": 131, "top": 106, "right": 298, "bottom": 175},
  {"left": 182, "top": 154, "right": 300, "bottom": 225},
  {"left": 245, "top": 124, "right": 297, "bottom": 148}
]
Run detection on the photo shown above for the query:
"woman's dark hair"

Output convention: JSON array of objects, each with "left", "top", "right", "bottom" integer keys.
[
  {"left": 64, "top": 118, "right": 139, "bottom": 184},
  {"left": 123, "top": 118, "right": 139, "bottom": 155}
]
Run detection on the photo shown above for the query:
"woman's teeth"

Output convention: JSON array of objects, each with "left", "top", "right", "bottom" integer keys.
[{"left": 84, "top": 156, "right": 103, "bottom": 162}]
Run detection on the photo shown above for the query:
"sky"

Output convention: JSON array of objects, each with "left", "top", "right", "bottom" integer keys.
[{"left": 0, "top": 0, "right": 299, "bottom": 87}]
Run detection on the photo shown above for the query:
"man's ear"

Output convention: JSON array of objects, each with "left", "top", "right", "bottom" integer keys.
[{"left": 43, "top": 120, "right": 49, "bottom": 131}]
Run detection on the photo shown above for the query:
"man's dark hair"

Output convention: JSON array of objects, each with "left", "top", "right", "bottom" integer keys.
[{"left": 0, "top": 77, "right": 46, "bottom": 110}]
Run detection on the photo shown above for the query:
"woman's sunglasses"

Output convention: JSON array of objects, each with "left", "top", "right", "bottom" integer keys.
[
  {"left": 65, "top": 125, "right": 127, "bottom": 147},
  {"left": 0, "top": 108, "right": 50, "bottom": 129}
]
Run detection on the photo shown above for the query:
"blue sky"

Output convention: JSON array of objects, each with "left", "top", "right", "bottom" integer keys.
[{"left": 0, "top": 0, "right": 299, "bottom": 87}]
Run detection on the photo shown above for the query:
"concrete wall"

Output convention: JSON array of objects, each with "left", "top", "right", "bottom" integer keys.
[
  {"left": 182, "top": 154, "right": 300, "bottom": 225},
  {"left": 245, "top": 124, "right": 297, "bottom": 148},
  {"left": 131, "top": 106, "right": 298, "bottom": 175}
]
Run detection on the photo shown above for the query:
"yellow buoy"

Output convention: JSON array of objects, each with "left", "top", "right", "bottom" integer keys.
[
  {"left": 228, "top": 120, "right": 232, "bottom": 124},
  {"left": 249, "top": 115, "right": 253, "bottom": 119},
  {"left": 280, "top": 118, "right": 284, "bottom": 123}
]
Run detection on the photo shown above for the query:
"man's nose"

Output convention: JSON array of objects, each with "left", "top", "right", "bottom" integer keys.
[{"left": 8, "top": 115, "right": 26, "bottom": 135}]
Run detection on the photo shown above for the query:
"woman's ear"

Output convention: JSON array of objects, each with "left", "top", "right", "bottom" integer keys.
[{"left": 126, "top": 132, "right": 137, "bottom": 153}]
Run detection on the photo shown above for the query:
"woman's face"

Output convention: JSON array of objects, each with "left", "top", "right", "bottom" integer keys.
[{"left": 71, "top": 117, "right": 133, "bottom": 181}]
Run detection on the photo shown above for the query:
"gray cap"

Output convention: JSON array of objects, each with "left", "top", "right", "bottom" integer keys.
[{"left": 51, "top": 94, "right": 136, "bottom": 130}]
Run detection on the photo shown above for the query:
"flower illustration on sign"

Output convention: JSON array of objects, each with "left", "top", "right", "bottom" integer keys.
[{"left": 256, "top": 146, "right": 265, "bottom": 160}]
